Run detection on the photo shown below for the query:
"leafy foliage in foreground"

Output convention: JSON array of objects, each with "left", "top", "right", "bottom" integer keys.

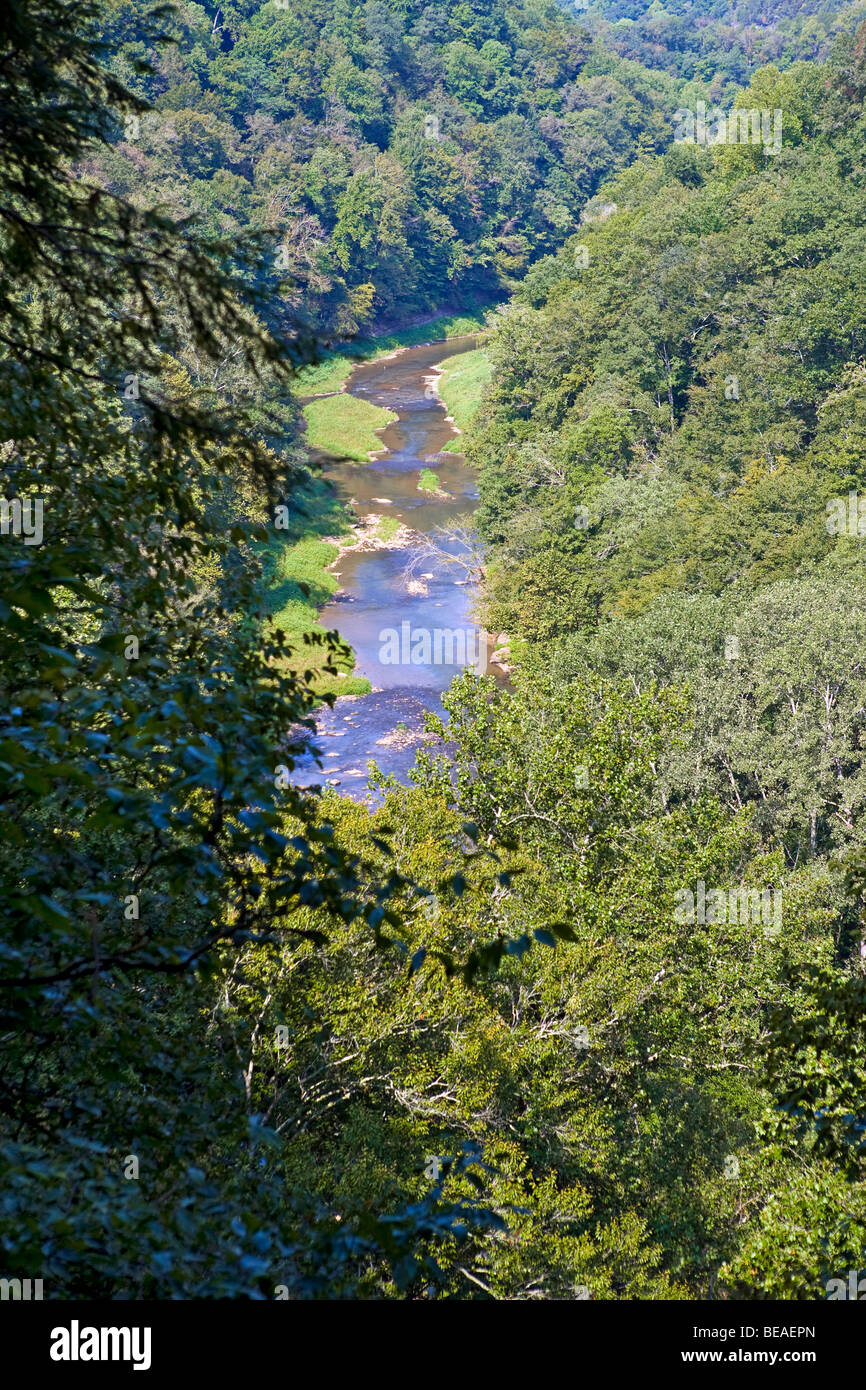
[{"left": 0, "top": 0, "right": 500, "bottom": 1297}]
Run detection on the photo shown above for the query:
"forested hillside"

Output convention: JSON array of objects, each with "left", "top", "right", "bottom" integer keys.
[
  {"left": 3, "top": 0, "right": 866, "bottom": 1314},
  {"left": 95, "top": 0, "right": 684, "bottom": 335},
  {"left": 575, "top": 0, "right": 866, "bottom": 83},
  {"left": 471, "top": 45, "right": 866, "bottom": 872},
  {"left": 426, "top": 28, "right": 866, "bottom": 1295}
]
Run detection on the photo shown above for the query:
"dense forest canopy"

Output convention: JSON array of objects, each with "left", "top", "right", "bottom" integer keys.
[
  {"left": 572, "top": 0, "right": 866, "bottom": 83},
  {"left": 93, "top": 0, "right": 691, "bottom": 334},
  {"left": 471, "top": 43, "right": 866, "bottom": 868},
  {"left": 2, "top": 0, "right": 866, "bottom": 1306}
]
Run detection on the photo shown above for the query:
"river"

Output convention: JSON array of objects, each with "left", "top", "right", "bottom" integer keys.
[{"left": 292, "top": 334, "right": 498, "bottom": 797}]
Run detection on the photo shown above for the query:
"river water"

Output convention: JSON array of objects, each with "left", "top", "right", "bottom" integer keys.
[{"left": 292, "top": 334, "right": 496, "bottom": 797}]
